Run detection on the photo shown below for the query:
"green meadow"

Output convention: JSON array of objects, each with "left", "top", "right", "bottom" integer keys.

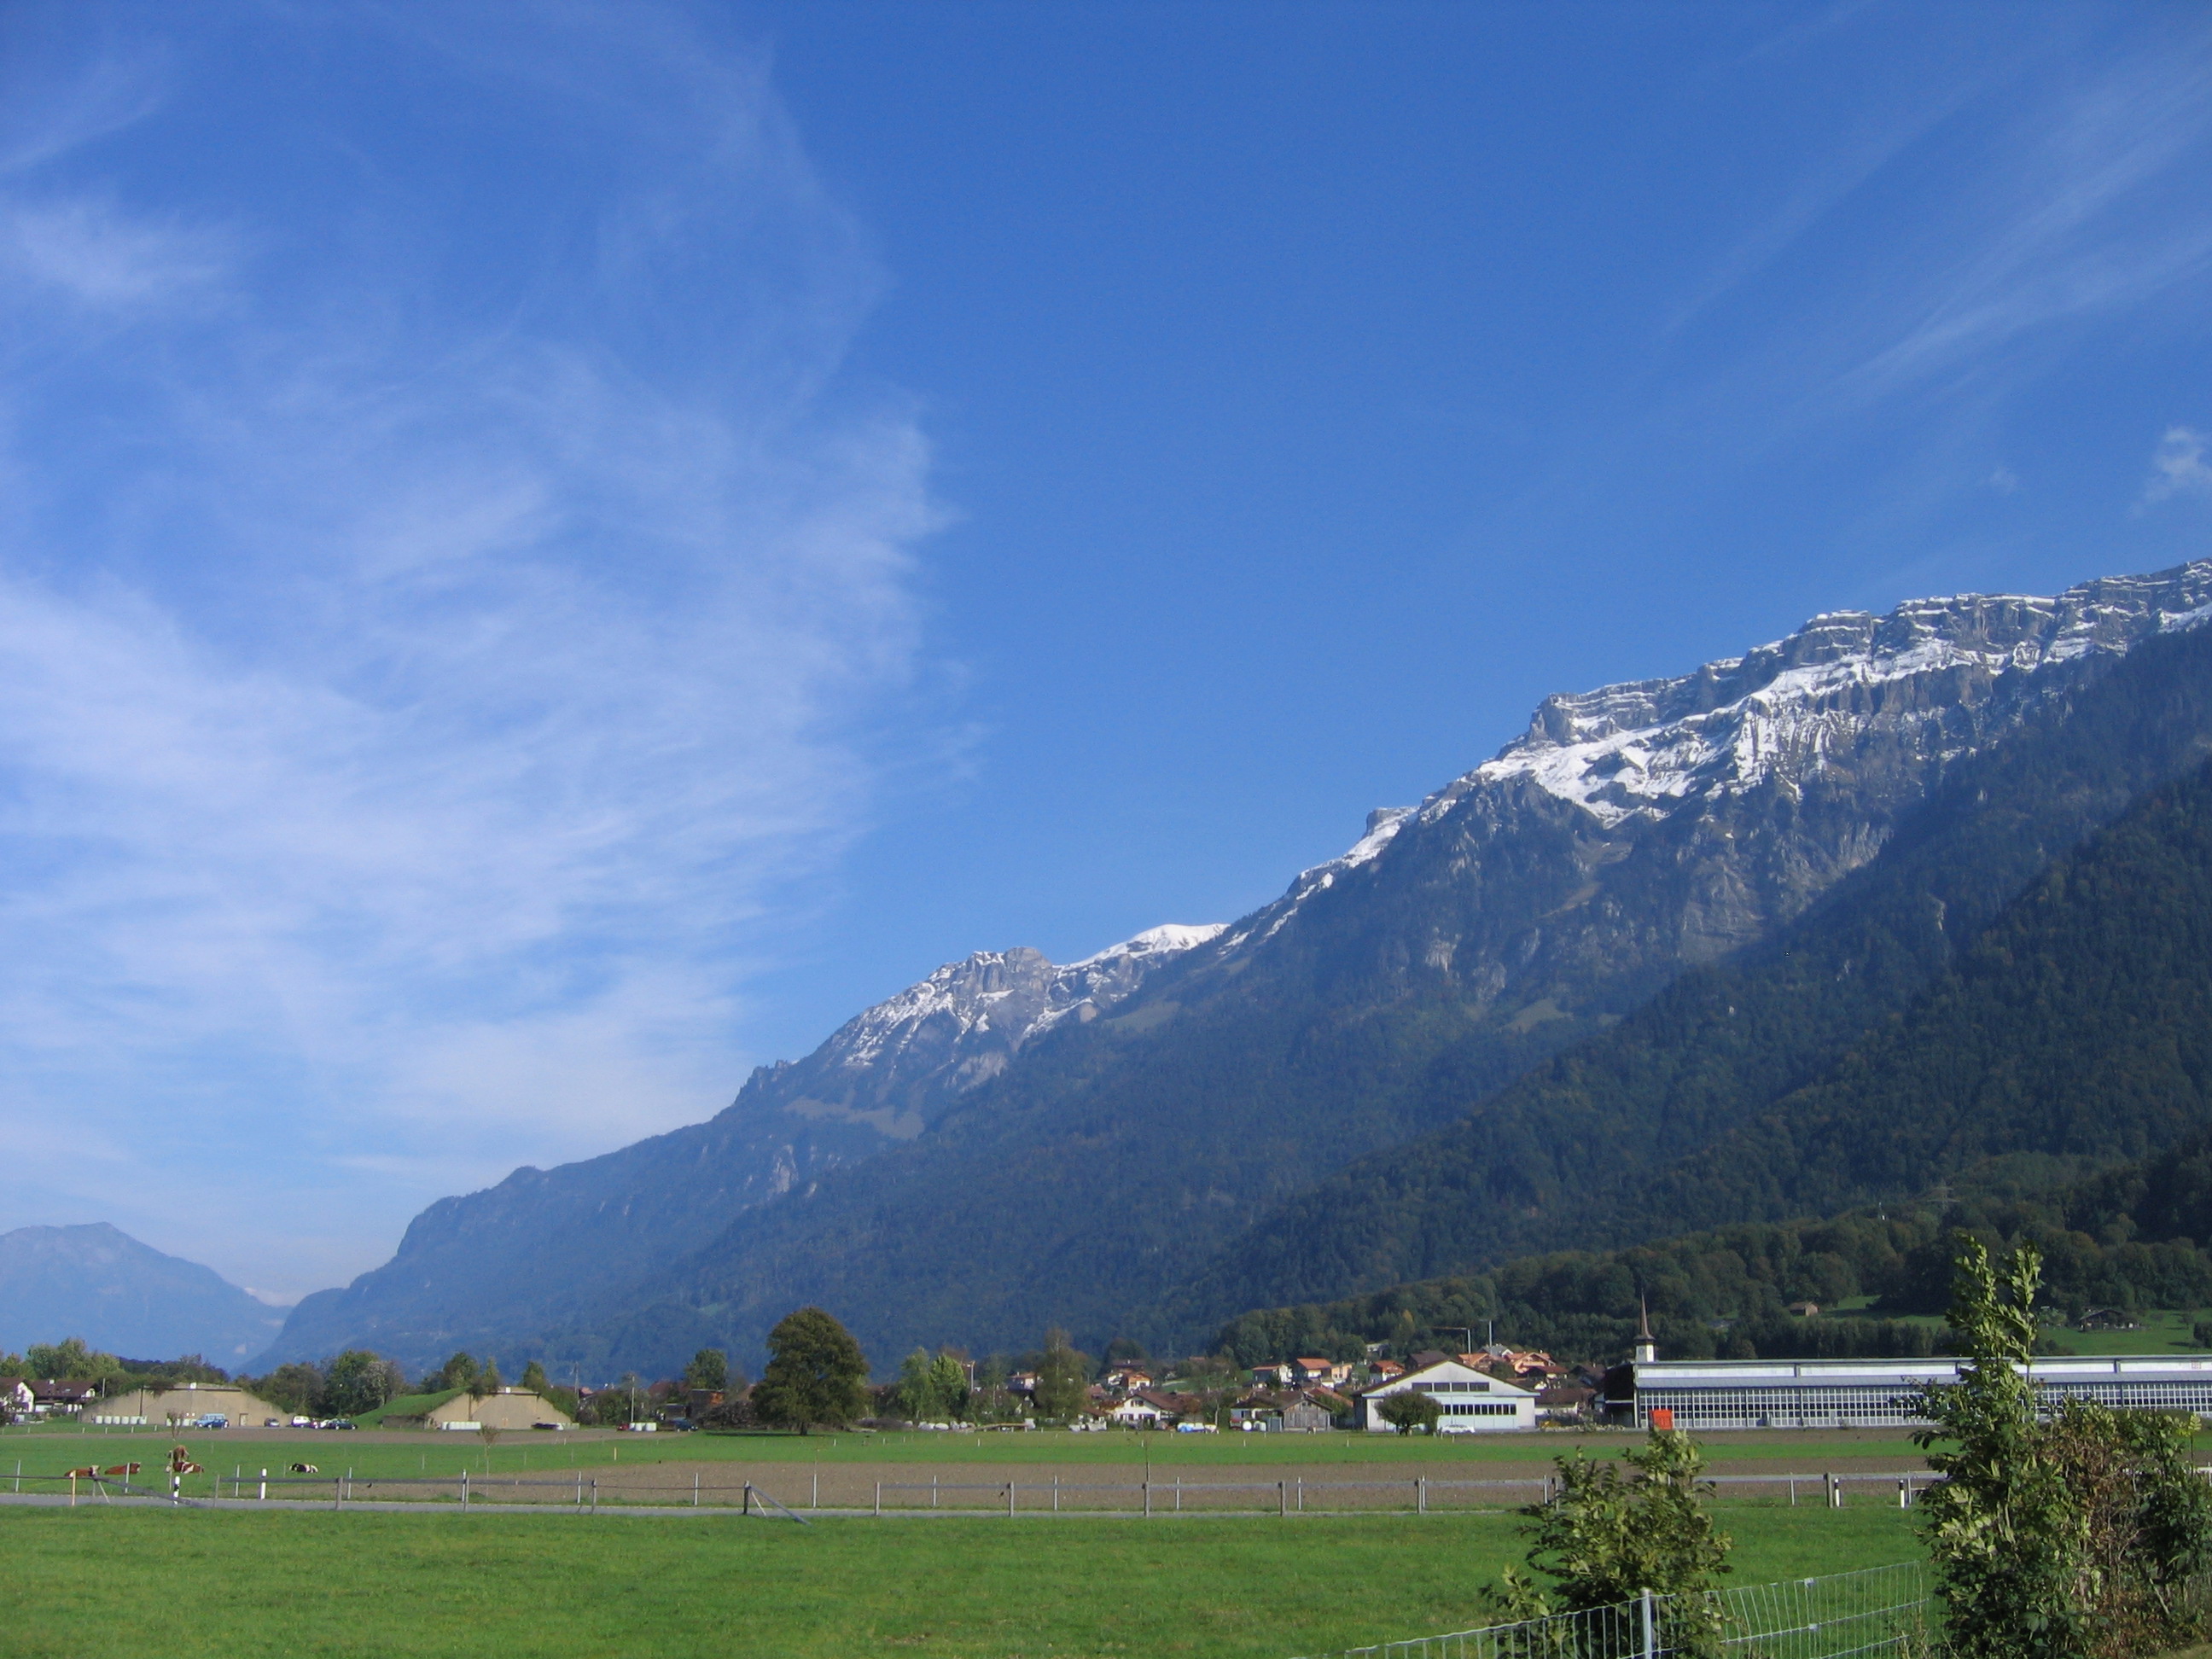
[
  {"left": 0, "top": 1501, "right": 1923, "bottom": 1659},
  {"left": 0, "top": 1422, "right": 1948, "bottom": 1493}
]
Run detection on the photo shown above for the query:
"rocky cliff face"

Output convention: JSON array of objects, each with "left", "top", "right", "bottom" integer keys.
[
  {"left": 1182, "top": 567, "right": 2212, "bottom": 1016},
  {"left": 268, "top": 562, "right": 2212, "bottom": 1376},
  {"left": 760, "top": 923, "right": 1230, "bottom": 1136}
]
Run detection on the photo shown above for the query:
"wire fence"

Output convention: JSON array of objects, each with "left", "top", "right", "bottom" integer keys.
[
  {"left": 1, "top": 1465, "right": 1946, "bottom": 1515},
  {"left": 1292, "top": 1562, "right": 1930, "bottom": 1659}
]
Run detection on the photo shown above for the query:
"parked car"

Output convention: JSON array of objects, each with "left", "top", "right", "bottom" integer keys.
[
  {"left": 318, "top": 1418, "right": 358, "bottom": 1431},
  {"left": 192, "top": 1413, "right": 228, "bottom": 1429}
]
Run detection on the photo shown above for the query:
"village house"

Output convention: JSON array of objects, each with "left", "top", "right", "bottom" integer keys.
[
  {"left": 0, "top": 1377, "right": 33, "bottom": 1418},
  {"left": 1103, "top": 1365, "right": 1154, "bottom": 1393},
  {"left": 1292, "top": 1358, "right": 1353, "bottom": 1388},
  {"left": 33, "top": 1380, "right": 99, "bottom": 1418},
  {"left": 1107, "top": 1394, "right": 1167, "bottom": 1428},
  {"left": 1470, "top": 1347, "right": 1562, "bottom": 1381},
  {"left": 1535, "top": 1382, "right": 1598, "bottom": 1424}
]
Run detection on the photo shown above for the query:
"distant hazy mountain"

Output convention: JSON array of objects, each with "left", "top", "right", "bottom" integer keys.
[
  {"left": 0, "top": 1224, "right": 284, "bottom": 1365},
  {"left": 265, "top": 560, "right": 2212, "bottom": 1377}
]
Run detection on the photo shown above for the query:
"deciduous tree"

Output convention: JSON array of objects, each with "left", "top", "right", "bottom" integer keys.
[
  {"left": 752, "top": 1307, "right": 869, "bottom": 1433},
  {"left": 684, "top": 1349, "right": 729, "bottom": 1393},
  {"left": 1032, "top": 1328, "right": 1088, "bottom": 1422},
  {"left": 323, "top": 1350, "right": 395, "bottom": 1417},
  {"left": 1916, "top": 1237, "right": 2212, "bottom": 1659},
  {"left": 1378, "top": 1390, "right": 1440, "bottom": 1435}
]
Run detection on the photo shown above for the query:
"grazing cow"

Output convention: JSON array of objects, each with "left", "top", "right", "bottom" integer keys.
[
  {"left": 289, "top": 1462, "right": 318, "bottom": 1474},
  {"left": 102, "top": 1463, "right": 143, "bottom": 1477},
  {"left": 166, "top": 1447, "right": 203, "bottom": 1476}
]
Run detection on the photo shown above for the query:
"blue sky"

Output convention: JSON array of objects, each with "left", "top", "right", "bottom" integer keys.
[{"left": 2, "top": 2, "right": 2209, "bottom": 1301}]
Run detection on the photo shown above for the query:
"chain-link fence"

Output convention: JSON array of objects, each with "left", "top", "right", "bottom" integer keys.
[{"left": 1294, "top": 1562, "right": 1930, "bottom": 1659}]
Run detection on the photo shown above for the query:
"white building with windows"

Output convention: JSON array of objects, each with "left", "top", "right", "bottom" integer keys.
[
  {"left": 1629, "top": 1355, "right": 2212, "bottom": 1431},
  {"left": 1353, "top": 1359, "right": 1536, "bottom": 1433}
]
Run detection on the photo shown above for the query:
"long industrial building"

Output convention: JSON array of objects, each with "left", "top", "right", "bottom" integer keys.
[{"left": 1627, "top": 1355, "right": 2212, "bottom": 1430}]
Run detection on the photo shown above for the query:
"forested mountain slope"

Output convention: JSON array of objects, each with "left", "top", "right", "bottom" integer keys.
[
  {"left": 1212, "top": 1124, "right": 2212, "bottom": 1371},
  {"left": 265, "top": 924, "right": 1226, "bottom": 1368},
  {"left": 609, "top": 571, "right": 2212, "bottom": 1372},
  {"left": 1165, "top": 632, "right": 2212, "bottom": 1334},
  {"left": 264, "top": 562, "right": 2212, "bottom": 1376}
]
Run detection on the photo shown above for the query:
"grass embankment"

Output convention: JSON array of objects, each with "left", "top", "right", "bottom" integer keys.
[
  {"left": 352, "top": 1388, "right": 463, "bottom": 1427},
  {"left": 0, "top": 1502, "right": 1920, "bottom": 1659}
]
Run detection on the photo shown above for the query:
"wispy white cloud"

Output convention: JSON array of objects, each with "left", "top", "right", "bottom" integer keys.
[
  {"left": 2143, "top": 425, "right": 2212, "bottom": 505},
  {"left": 0, "top": 195, "right": 230, "bottom": 309},
  {"left": 1840, "top": 39, "right": 2212, "bottom": 401},
  {"left": 0, "top": 5, "right": 946, "bottom": 1295}
]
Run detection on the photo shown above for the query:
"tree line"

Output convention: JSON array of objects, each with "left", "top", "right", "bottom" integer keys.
[{"left": 1214, "top": 1124, "right": 2212, "bottom": 1369}]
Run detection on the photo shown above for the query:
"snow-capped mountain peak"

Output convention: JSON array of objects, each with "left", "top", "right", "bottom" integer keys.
[
  {"left": 1456, "top": 562, "right": 2212, "bottom": 830},
  {"left": 757, "top": 921, "right": 1225, "bottom": 1126}
]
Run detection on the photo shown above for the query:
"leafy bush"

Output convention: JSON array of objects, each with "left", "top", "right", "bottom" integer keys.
[
  {"left": 1482, "top": 1429, "right": 1732, "bottom": 1653},
  {"left": 1915, "top": 1237, "right": 2212, "bottom": 1659}
]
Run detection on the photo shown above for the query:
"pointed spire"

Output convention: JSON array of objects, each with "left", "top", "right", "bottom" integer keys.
[{"left": 1633, "top": 1295, "right": 1656, "bottom": 1365}]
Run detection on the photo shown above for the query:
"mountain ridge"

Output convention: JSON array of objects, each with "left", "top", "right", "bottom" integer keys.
[{"left": 263, "top": 559, "right": 2212, "bottom": 1376}]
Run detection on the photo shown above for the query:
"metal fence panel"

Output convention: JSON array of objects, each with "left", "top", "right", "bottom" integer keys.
[{"left": 1294, "top": 1562, "right": 1929, "bottom": 1659}]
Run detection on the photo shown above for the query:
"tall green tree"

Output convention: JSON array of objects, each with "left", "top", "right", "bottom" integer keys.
[
  {"left": 253, "top": 1362, "right": 325, "bottom": 1417},
  {"left": 1914, "top": 1238, "right": 2085, "bottom": 1659},
  {"left": 684, "top": 1348, "right": 729, "bottom": 1393},
  {"left": 434, "top": 1352, "right": 478, "bottom": 1393},
  {"left": 1915, "top": 1237, "right": 2212, "bottom": 1659},
  {"left": 751, "top": 1307, "right": 869, "bottom": 1433},
  {"left": 895, "top": 1348, "right": 941, "bottom": 1422},
  {"left": 1032, "top": 1328, "right": 1088, "bottom": 1421},
  {"left": 26, "top": 1338, "right": 124, "bottom": 1383},
  {"left": 323, "top": 1350, "right": 394, "bottom": 1417},
  {"left": 471, "top": 1358, "right": 501, "bottom": 1399},
  {"left": 519, "top": 1359, "right": 550, "bottom": 1395},
  {"left": 927, "top": 1353, "right": 969, "bottom": 1423}
]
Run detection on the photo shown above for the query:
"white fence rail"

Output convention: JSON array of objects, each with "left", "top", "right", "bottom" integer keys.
[{"left": 1294, "top": 1561, "right": 1929, "bottom": 1659}]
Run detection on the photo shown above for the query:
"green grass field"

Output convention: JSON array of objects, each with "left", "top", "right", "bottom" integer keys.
[
  {"left": 0, "top": 1423, "right": 1953, "bottom": 1491},
  {"left": 0, "top": 1501, "right": 1922, "bottom": 1658},
  {"left": 1825, "top": 1301, "right": 2212, "bottom": 1357}
]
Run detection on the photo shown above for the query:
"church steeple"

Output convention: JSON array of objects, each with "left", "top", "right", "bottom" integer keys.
[{"left": 1633, "top": 1296, "right": 1656, "bottom": 1365}]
